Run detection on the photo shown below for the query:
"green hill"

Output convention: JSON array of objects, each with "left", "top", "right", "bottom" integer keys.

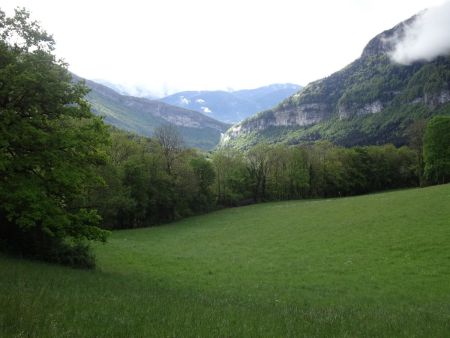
[
  {"left": 2, "top": 184, "right": 450, "bottom": 336},
  {"left": 221, "top": 15, "right": 450, "bottom": 149}
]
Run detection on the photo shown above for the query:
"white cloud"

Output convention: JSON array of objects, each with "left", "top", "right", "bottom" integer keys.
[
  {"left": 390, "top": 1, "right": 450, "bottom": 64},
  {"left": 201, "top": 106, "right": 212, "bottom": 113},
  {"left": 196, "top": 99, "right": 206, "bottom": 104},
  {"left": 180, "top": 97, "right": 190, "bottom": 105}
]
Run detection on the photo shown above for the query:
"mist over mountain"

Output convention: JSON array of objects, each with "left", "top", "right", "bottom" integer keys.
[
  {"left": 93, "top": 79, "right": 163, "bottom": 100},
  {"left": 159, "top": 84, "right": 302, "bottom": 124},
  {"left": 221, "top": 10, "right": 450, "bottom": 149},
  {"left": 94, "top": 81, "right": 301, "bottom": 124},
  {"left": 388, "top": 2, "right": 450, "bottom": 65}
]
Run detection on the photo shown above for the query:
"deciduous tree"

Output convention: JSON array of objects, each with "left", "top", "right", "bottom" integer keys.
[
  {"left": 0, "top": 8, "right": 109, "bottom": 267},
  {"left": 424, "top": 116, "right": 450, "bottom": 184}
]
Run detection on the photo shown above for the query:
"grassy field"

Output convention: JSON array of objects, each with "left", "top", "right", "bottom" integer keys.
[{"left": 1, "top": 184, "right": 450, "bottom": 337}]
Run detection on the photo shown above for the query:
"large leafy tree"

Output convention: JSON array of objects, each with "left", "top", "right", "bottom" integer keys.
[
  {"left": 423, "top": 116, "right": 450, "bottom": 184},
  {"left": 211, "top": 148, "right": 248, "bottom": 206},
  {"left": 246, "top": 143, "right": 271, "bottom": 202},
  {"left": 0, "top": 8, "right": 109, "bottom": 266}
]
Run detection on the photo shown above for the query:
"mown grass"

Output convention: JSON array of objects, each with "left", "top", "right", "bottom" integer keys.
[{"left": 2, "top": 184, "right": 450, "bottom": 337}]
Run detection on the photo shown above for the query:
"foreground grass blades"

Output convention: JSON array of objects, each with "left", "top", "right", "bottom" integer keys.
[{"left": 2, "top": 184, "right": 450, "bottom": 336}]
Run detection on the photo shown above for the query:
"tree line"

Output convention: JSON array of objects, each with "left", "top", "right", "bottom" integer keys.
[
  {"left": 89, "top": 119, "right": 449, "bottom": 232},
  {"left": 1, "top": 8, "right": 449, "bottom": 268},
  {"left": 93, "top": 133, "right": 420, "bottom": 230}
]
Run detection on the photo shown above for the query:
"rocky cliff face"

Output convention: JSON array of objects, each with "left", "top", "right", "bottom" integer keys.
[
  {"left": 337, "top": 101, "right": 384, "bottom": 120},
  {"left": 78, "top": 76, "right": 227, "bottom": 131},
  {"left": 221, "top": 13, "right": 450, "bottom": 148},
  {"left": 112, "top": 96, "right": 226, "bottom": 130}
]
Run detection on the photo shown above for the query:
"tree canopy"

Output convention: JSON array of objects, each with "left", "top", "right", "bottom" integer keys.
[{"left": 424, "top": 116, "right": 450, "bottom": 184}]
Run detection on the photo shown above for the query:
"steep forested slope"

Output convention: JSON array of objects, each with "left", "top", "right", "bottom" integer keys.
[{"left": 222, "top": 16, "right": 450, "bottom": 149}]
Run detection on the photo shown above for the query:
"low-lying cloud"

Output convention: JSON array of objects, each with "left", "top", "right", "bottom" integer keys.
[{"left": 390, "top": 1, "right": 450, "bottom": 65}]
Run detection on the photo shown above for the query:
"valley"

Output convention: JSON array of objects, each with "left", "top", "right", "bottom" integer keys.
[
  {"left": 73, "top": 74, "right": 230, "bottom": 150},
  {"left": 2, "top": 3, "right": 450, "bottom": 337},
  {"left": 159, "top": 84, "right": 301, "bottom": 124}
]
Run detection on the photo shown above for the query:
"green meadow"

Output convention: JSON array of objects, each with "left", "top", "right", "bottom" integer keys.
[{"left": 2, "top": 184, "right": 450, "bottom": 337}]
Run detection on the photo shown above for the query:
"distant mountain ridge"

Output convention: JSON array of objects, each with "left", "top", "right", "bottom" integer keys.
[
  {"left": 72, "top": 74, "right": 230, "bottom": 150},
  {"left": 221, "top": 14, "right": 450, "bottom": 149},
  {"left": 159, "top": 84, "right": 302, "bottom": 123}
]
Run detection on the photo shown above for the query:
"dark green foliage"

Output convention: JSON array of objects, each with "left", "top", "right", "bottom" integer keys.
[
  {"left": 190, "top": 156, "right": 216, "bottom": 211},
  {"left": 90, "top": 129, "right": 217, "bottom": 229},
  {"left": 0, "top": 220, "right": 96, "bottom": 268},
  {"left": 424, "top": 116, "right": 450, "bottom": 184},
  {"left": 246, "top": 143, "right": 271, "bottom": 201},
  {"left": 211, "top": 142, "right": 418, "bottom": 204},
  {"left": 211, "top": 148, "right": 249, "bottom": 206},
  {"left": 405, "top": 119, "right": 427, "bottom": 186},
  {"left": 300, "top": 143, "right": 417, "bottom": 197},
  {"left": 0, "top": 8, "right": 109, "bottom": 267},
  {"left": 265, "top": 145, "right": 309, "bottom": 200}
]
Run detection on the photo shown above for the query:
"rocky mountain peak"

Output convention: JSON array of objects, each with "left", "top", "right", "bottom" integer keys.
[{"left": 361, "top": 14, "right": 418, "bottom": 59}]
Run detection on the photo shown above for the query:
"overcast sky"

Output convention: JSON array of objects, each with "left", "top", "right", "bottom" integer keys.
[{"left": 2, "top": 0, "right": 447, "bottom": 96}]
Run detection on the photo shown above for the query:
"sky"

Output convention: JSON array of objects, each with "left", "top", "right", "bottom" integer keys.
[{"left": 1, "top": 0, "right": 447, "bottom": 96}]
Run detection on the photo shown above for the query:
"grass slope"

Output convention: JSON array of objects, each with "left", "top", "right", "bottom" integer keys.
[{"left": 2, "top": 185, "right": 450, "bottom": 336}]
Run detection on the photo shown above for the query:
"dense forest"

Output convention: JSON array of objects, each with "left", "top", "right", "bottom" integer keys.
[
  {"left": 1, "top": 8, "right": 449, "bottom": 268},
  {"left": 97, "top": 131, "right": 421, "bottom": 230},
  {"left": 89, "top": 118, "right": 447, "bottom": 230}
]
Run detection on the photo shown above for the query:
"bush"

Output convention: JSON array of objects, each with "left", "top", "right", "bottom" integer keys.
[
  {"left": 48, "top": 241, "right": 96, "bottom": 269},
  {"left": 0, "top": 219, "right": 96, "bottom": 268}
]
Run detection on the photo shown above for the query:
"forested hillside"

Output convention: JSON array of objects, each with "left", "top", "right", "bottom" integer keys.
[{"left": 222, "top": 15, "right": 450, "bottom": 149}]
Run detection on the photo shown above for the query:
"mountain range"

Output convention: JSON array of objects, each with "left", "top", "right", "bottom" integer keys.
[
  {"left": 158, "top": 84, "right": 302, "bottom": 124},
  {"left": 72, "top": 75, "right": 230, "bottom": 150},
  {"left": 221, "top": 15, "right": 450, "bottom": 149}
]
